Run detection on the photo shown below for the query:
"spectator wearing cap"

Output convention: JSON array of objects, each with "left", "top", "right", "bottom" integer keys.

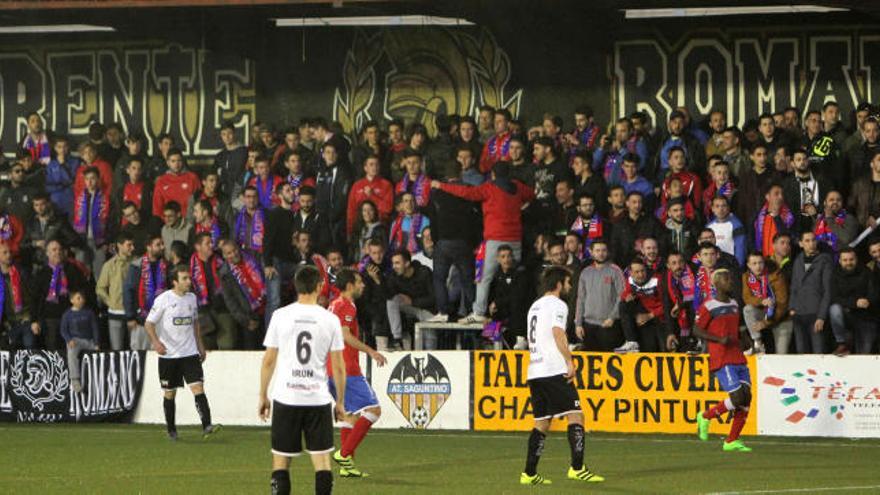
[{"left": 432, "top": 161, "right": 535, "bottom": 324}]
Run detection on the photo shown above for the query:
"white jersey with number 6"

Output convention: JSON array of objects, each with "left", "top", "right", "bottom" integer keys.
[
  {"left": 263, "top": 302, "right": 344, "bottom": 407},
  {"left": 526, "top": 294, "right": 569, "bottom": 380}
]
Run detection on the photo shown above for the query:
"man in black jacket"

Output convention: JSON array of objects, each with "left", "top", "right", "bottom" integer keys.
[
  {"left": 23, "top": 194, "right": 80, "bottom": 269},
  {"left": 789, "top": 231, "right": 833, "bottom": 354},
  {"left": 314, "top": 142, "right": 352, "bottom": 251},
  {"left": 829, "top": 248, "right": 878, "bottom": 355},
  {"left": 360, "top": 238, "right": 391, "bottom": 349},
  {"left": 119, "top": 201, "right": 162, "bottom": 257},
  {"left": 662, "top": 198, "right": 699, "bottom": 260},
  {"left": 611, "top": 191, "right": 665, "bottom": 266},
  {"left": 385, "top": 250, "right": 435, "bottom": 350},
  {"left": 427, "top": 169, "right": 481, "bottom": 322},
  {"left": 263, "top": 182, "right": 297, "bottom": 326},
  {"left": 219, "top": 240, "right": 265, "bottom": 349},
  {"left": 214, "top": 121, "right": 248, "bottom": 200},
  {"left": 292, "top": 186, "right": 331, "bottom": 253},
  {"left": 488, "top": 244, "right": 530, "bottom": 349},
  {"left": 782, "top": 149, "right": 833, "bottom": 234}
]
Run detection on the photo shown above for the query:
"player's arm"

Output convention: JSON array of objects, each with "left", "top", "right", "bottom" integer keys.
[
  {"left": 552, "top": 326, "right": 575, "bottom": 381},
  {"left": 143, "top": 302, "right": 166, "bottom": 355},
  {"left": 330, "top": 350, "right": 347, "bottom": 419},
  {"left": 258, "top": 347, "right": 278, "bottom": 421},
  {"left": 341, "top": 326, "right": 387, "bottom": 366},
  {"left": 192, "top": 312, "right": 206, "bottom": 362}
]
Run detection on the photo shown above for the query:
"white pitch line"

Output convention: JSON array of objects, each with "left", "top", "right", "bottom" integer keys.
[{"left": 706, "top": 485, "right": 880, "bottom": 495}]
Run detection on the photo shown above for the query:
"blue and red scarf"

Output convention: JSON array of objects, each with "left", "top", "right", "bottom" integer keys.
[
  {"left": 228, "top": 252, "right": 265, "bottom": 313},
  {"left": 195, "top": 217, "right": 222, "bottom": 249},
  {"left": 23, "top": 133, "right": 50, "bottom": 164},
  {"left": 190, "top": 253, "right": 221, "bottom": 307},
  {"left": 235, "top": 207, "right": 265, "bottom": 253},
  {"left": 396, "top": 174, "right": 431, "bottom": 208},
  {"left": 486, "top": 132, "right": 512, "bottom": 163},
  {"left": 287, "top": 173, "right": 304, "bottom": 212},
  {"left": 73, "top": 189, "right": 109, "bottom": 245},
  {"left": 390, "top": 214, "right": 423, "bottom": 254},
  {"left": 814, "top": 210, "right": 848, "bottom": 253},
  {"left": 570, "top": 215, "right": 603, "bottom": 259},
  {"left": 46, "top": 263, "right": 68, "bottom": 303},
  {"left": 251, "top": 174, "right": 280, "bottom": 209},
  {"left": 693, "top": 266, "right": 716, "bottom": 312},
  {"left": 137, "top": 256, "right": 167, "bottom": 319},
  {"left": 666, "top": 268, "right": 695, "bottom": 333},
  {"left": 754, "top": 203, "right": 795, "bottom": 252},
  {"left": 474, "top": 242, "right": 487, "bottom": 282},
  {"left": 746, "top": 270, "right": 776, "bottom": 319}
]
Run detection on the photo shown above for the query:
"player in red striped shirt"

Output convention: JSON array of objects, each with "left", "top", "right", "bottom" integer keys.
[
  {"left": 693, "top": 269, "right": 753, "bottom": 452},
  {"left": 327, "top": 268, "right": 387, "bottom": 477}
]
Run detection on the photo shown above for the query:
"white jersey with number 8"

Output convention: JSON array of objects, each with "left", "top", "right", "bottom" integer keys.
[
  {"left": 263, "top": 302, "right": 344, "bottom": 406},
  {"left": 526, "top": 295, "right": 569, "bottom": 380}
]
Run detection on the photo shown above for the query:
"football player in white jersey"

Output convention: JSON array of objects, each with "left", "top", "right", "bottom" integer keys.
[
  {"left": 259, "top": 265, "right": 346, "bottom": 495},
  {"left": 144, "top": 265, "right": 221, "bottom": 441},
  {"left": 520, "top": 266, "right": 604, "bottom": 486}
]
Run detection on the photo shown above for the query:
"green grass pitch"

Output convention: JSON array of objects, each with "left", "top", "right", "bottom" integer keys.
[{"left": 1, "top": 424, "right": 878, "bottom": 494}]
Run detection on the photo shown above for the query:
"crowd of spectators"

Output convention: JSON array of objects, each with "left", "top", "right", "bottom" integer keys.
[{"left": 2, "top": 100, "right": 879, "bottom": 355}]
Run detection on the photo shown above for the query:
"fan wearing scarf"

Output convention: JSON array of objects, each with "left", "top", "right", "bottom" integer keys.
[
  {"left": 191, "top": 233, "right": 237, "bottom": 350},
  {"left": 219, "top": 240, "right": 265, "bottom": 350},
  {"left": 0, "top": 242, "right": 39, "bottom": 349},
  {"left": 247, "top": 157, "right": 284, "bottom": 210},
  {"left": 394, "top": 150, "right": 432, "bottom": 210},
  {"left": 73, "top": 166, "right": 111, "bottom": 278},
  {"left": 193, "top": 199, "right": 228, "bottom": 250},
  {"left": 742, "top": 253, "right": 790, "bottom": 355},
  {"left": 234, "top": 186, "right": 266, "bottom": 255},
  {"left": 20, "top": 111, "right": 51, "bottom": 165},
  {"left": 389, "top": 192, "right": 429, "bottom": 255},
  {"left": 123, "top": 235, "right": 169, "bottom": 351},
  {"left": 569, "top": 194, "right": 605, "bottom": 261},
  {"left": 812, "top": 190, "right": 859, "bottom": 253},
  {"left": 618, "top": 259, "right": 677, "bottom": 353},
  {"left": 693, "top": 243, "right": 720, "bottom": 314},
  {"left": 754, "top": 184, "right": 795, "bottom": 257},
  {"left": 34, "top": 239, "right": 88, "bottom": 351},
  {"left": 662, "top": 252, "right": 697, "bottom": 352}
]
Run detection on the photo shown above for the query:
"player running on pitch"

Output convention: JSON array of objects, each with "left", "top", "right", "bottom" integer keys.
[
  {"left": 327, "top": 268, "right": 388, "bottom": 478},
  {"left": 259, "top": 265, "right": 347, "bottom": 495},
  {"left": 520, "top": 266, "right": 605, "bottom": 486},
  {"left": 144, "top": 265, "right": 221, "bottom": 440},
  {"left": 694, "top": 269, "right": 753, "bottom": 452}
]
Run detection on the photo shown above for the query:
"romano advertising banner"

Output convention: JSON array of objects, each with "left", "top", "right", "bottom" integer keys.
[
  {"left": 473, "top": 351, "right": 758, "bottom": 435},
  {"left": 758, "top": 355, "right": 880, "bottom": 438},
  {"left": 0, "top": 350, "right": 146, "bottom": 423},
  {"left": 368, "top": 351, "right": 470, "bottom": 430}
]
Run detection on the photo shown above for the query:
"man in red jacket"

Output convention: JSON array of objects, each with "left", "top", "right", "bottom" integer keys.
[
  {"left": 347, "top": 155, "right": 393, "bottom": 236},
  {"left": 74, "top": 142, "right": 113, "bottom": 199},
  {"left": 431, "top": 161, "right": 534, "bottom": 323},
  {"left": 152, "top": 148, "right": 201, "bottom": 219}
]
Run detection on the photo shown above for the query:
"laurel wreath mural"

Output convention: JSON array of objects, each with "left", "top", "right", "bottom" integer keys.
[
  {"left": 333, "top": 27, "right": 523, "bottom": 138},
  {"left": 10, "top": 351, "right": 69, "bottom": 412}
]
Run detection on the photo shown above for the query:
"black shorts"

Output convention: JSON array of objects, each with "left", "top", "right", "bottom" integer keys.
[
  {"left": 271, "top": 402, "right": 334, "bottom": 457},
  {"left": 158, "top": 355, "right": 204, "bottom": 390},
  {"left": 528, "top": 374, "right": 581, "bottom": 420}
]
